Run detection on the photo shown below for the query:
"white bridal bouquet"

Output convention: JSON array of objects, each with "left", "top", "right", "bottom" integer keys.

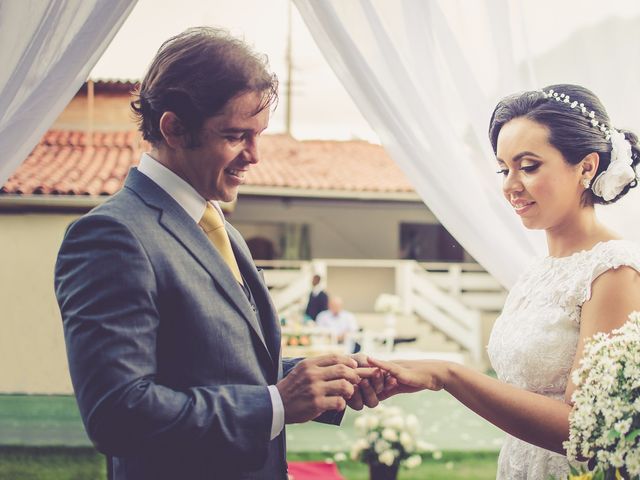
[
  {"left": 350, "top": 404, "right": 422, "bottom": 473},
  {"left": 562, "top": 311, "right": 640, "bottom": 479}
]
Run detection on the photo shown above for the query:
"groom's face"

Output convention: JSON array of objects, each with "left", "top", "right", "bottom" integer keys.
[
  {"left": 167, "top": 91, "right": 270, "bottom": 202},
  {"left": 496, "top": 117, "right": 584, "bottom": 231}
]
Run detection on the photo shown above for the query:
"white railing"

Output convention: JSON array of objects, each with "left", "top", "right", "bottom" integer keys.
[
  {"left": 256, "top": 260, "right": 327, "bottom": 321},
  {"left": 421, "top": 262, "right": 507, "bottom": 311},
  {"left": 397, "top": 262, "right": 483, "bottom": 364},
  {"left": 255, "top": 259, "right": 503, "bottom": 364}
]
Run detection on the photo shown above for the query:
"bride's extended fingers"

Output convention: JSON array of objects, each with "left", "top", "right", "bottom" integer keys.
[{"left": 368, "top": 357, "right": 406, "bottom": 377}]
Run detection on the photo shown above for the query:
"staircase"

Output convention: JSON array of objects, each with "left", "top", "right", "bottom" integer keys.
[{"left": 257, "top": 259, "right": 507, "bottom": 368}]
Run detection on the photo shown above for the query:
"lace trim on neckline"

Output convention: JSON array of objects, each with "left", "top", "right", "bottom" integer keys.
[{"left": 545, "top": 239, "right": 623, "bottom": 262}]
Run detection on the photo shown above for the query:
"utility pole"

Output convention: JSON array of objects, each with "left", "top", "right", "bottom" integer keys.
[
  {"left": 87, "top": 79, "right": 94, "bottom": 148},
  {"left": 285, "top": 0, "right": 293, "bottom": 135}
]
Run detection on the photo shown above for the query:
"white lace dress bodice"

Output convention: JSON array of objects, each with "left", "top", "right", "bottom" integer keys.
[{"left": 487, "top": 240, "right": 640, "bottom": 480}]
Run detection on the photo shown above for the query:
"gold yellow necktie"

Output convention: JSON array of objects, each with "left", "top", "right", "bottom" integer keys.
[{"left": 198, "top": 204, "right": 243, "bottom": 283}]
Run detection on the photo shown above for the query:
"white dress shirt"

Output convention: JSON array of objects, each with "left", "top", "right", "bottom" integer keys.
[{"left": 137, "top": 153, "right": 285, "bottom": 440}]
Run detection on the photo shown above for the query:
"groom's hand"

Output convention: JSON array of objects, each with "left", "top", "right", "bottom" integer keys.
[
  {"left": 347, "top": 353, "right": 386, "bottom": 410},
  {"left": 276, "top": 354, "right": 361, "bottom": 424}
]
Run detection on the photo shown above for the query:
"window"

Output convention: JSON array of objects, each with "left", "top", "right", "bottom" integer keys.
[{"left": 399, "top": 223, "right": 465, "bottom": 262}]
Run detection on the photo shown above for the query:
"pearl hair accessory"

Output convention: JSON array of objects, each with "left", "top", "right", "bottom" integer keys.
[
  {"left": 541, "top": 89, "right": 637, "bottom": 201},
  {"left": 541, "top": 89, "right": 612, "bottom": 140}
]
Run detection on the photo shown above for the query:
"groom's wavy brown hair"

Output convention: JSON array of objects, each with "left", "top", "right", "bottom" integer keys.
[{"left": 131, "top": 26, "right": 278, "bottom": 149}]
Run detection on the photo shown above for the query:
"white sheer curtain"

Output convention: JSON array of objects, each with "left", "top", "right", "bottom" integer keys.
[
  {"left": 0, "top": 0, "right": 137, "bottom": 187},
  {"left": 294, "top": 0, "right": 640, "bottom": 287}
]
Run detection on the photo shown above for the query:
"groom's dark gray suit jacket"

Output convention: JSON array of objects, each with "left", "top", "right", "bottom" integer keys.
[{"left": 55, "top": 168, "right": 333, "bottom": 479}]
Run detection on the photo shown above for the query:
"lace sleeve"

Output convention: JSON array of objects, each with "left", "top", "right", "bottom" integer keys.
[{"left": 579, "top": 240, "right": 640, "bottom": 309}]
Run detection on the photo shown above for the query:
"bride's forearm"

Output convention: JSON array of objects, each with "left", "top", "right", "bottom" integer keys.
[{"left": 440, "top": 362, "right": 571, "bottom": 454}]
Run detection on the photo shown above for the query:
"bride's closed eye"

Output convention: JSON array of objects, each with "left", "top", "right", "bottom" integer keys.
[
  {"left": 520, "top": 163, "right": 540, "bottom": 173},
  {"left": 496, "top": 164, "right": 540, "bottom": 176}
]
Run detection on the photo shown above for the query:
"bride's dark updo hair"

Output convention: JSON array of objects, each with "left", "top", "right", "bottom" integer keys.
[{"left": 488, "top": 84, "right": 640, "bottom": 204}]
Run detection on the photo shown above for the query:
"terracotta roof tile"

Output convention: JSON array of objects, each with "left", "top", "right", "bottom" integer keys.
[{"left": 1, "top": 130, "right": 415, "bottom": 196}]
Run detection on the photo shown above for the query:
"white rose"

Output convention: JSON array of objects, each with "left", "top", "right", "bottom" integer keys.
[
  {"left": 366, "top": 415, "right": 380, "bottom": 430},
  {"left": 382, "top": 428, "right": 398, "bottom": 442},
  {"left": 354, "top": 439, "right": 369, "bottom": 451},
  {"left": 374, "top": 439, "right": 391, "bottom": 454},
  {"left": 382, "top": 415, "right": 405, "bottom": 430},
  {"left": 400, "top": 431, "right": 414, "bottom": 450},
  {"left": 378, "top": 450, "right": 396, "bottom": 466},
  {"left": 334, "top": 452, "right": 347, "bottom": 462},
  {"left": 354, "top": 416, "right": 367, "bottom": 432},
  {"left": 404, "top": 454, "right": 422, "bottom": 469}
]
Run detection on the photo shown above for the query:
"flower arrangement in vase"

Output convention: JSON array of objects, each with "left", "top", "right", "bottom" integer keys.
[{"left": 350, "top": 405, "right": 422, "bottom": 480}]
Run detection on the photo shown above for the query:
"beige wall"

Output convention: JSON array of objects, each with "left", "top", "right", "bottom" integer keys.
[
  {"left": 231, "top": 196, "right": 439, "bottom": 260},
  {"left": 0, "top": 212, "right": 80, "bottom": 394},
  {"left": 53, "top": 93, "right": 136, "bottom": 131},
  {"left": 326, "top": 266, "right": 396, "bottom": 313}
]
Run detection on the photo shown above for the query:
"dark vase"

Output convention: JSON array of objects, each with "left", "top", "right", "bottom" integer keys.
[{"left": 369, "top": 463, "right": 400, "bottom": 480}]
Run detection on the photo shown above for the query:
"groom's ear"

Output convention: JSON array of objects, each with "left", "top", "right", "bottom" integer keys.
[{"left": 159, "top": 111, "right": 188, "bottom": 149}]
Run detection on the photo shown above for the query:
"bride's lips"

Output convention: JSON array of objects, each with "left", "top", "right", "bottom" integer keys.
[{"left": 511, "top": 200, "right": 536, "bottom": 215}]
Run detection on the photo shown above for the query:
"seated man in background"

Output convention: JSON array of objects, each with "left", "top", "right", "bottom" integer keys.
[{"left": 316, "top": 296, "right": 360, "bottom": 353}]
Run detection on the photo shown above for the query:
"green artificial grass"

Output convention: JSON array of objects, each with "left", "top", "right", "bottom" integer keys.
[
  {"left": 0, "top": 448, "right": 497, "bottom": 480},
  {"left": 0, "top": 393, "right": 501, "bottom": 478},
  {"left": 0, "top": 395, "right": 88, "bottom": 446},
  {"left": 290, "top": 451, "right": 498, "bottom": 479},
  {"left": 0, "top": 392, "right": 505, "bottom": 452},
  {"left": 0, "top": 446, "right": 105, "bottom": 480}
]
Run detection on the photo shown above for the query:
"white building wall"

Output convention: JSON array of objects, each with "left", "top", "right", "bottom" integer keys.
[
  {"left": 230, "top": 196, "right": 439, "bottom": 260},
  {"left": 0, "top": 212, "right": 79, "bottom": 394}
]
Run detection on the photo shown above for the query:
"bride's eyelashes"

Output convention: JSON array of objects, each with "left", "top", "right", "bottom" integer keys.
[
  {"left": 520, "top": 163, "right": 540, "bottom": 173},
  {"left": 495, "top": 163, "right": 541, "bottom": 176}
]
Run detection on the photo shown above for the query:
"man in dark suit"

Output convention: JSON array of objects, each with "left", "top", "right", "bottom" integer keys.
[
  {"left": 304, "top": 274, "right": 329, "bottom": 321},
  {"left": 54, "top": 27, "right": 383, "bottom": 480}
]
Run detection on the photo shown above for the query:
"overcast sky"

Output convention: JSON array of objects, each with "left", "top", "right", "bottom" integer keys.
[
  {"left": 90, "top": 0, "right": 640, "bottom": 142},
  {"left": 91, "top": 0, "right": 376, "bottom": 141}
]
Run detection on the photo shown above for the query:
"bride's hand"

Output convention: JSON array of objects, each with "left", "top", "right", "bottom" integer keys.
[{"left": 367, "top": 357, "right": 448, "bottom": 399}]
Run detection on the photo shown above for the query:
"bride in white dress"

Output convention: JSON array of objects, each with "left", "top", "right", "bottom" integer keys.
[{"left": 370, "top": 84, "right": 640, "bottom": 479}]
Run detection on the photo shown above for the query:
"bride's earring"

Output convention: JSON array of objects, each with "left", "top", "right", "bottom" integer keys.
[{"left": 582, "top": 178, "right": 591, "bottom": 189}]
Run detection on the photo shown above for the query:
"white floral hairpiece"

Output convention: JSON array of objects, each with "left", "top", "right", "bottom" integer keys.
[
  {"left": 592, "top": 130, "right": 636, "bottom": 201},
  {"left": 541, "top": 89, "right": 637, "bottom": 201}
]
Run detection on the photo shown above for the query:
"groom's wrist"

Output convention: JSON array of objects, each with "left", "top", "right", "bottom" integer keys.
[{"left": 267, "top": 385, "right": 284, "bottom": 440}]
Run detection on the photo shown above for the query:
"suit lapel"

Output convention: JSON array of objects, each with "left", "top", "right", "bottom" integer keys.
[
  {"left": 228, "top": 227, "right": 281, "bottom": 364},
  {"left": 123, "top": 169, "right": 271, "bottom": 358}
]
